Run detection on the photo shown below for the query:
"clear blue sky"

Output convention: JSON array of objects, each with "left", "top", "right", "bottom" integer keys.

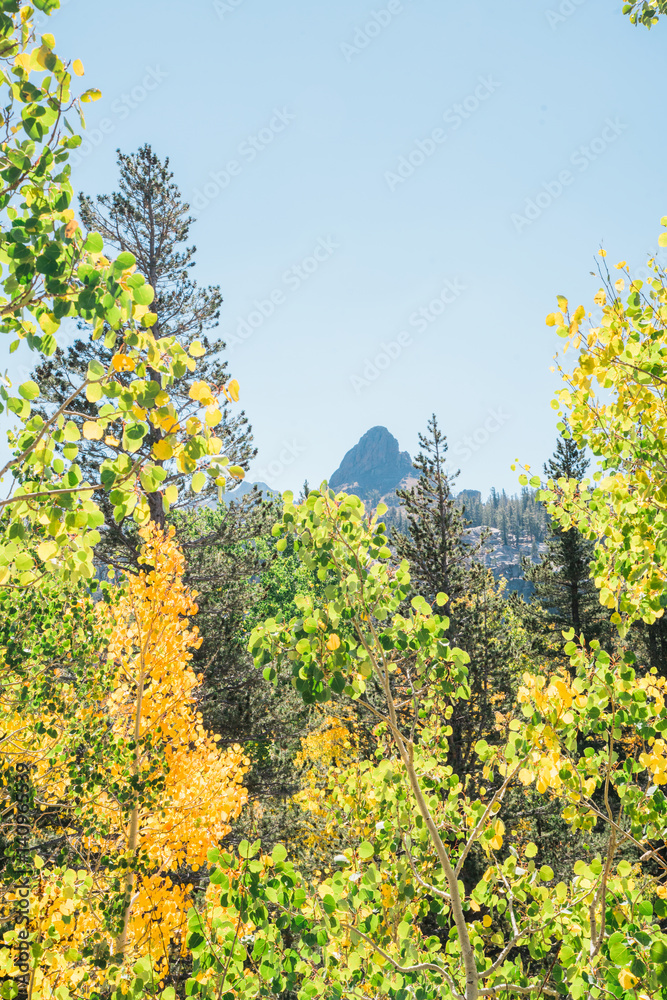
[{"left": 4, "top": 0, "right": 666, "bottom": 494}]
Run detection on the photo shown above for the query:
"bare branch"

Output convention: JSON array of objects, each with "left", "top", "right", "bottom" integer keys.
[{"left": 455, "top": 763, "right": 521, "bottom": 879}]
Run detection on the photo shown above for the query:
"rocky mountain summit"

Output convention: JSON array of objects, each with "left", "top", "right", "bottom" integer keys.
[
  {"left": 329, "top": 426, "right": 417, "bottom": 504},
  {"left": 328, "top": 425, "right": 546, "bottom": 597}
]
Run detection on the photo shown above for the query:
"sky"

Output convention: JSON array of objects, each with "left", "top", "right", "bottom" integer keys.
[{"left": 2, "top": 0, "right": 666, "bottom": 496}]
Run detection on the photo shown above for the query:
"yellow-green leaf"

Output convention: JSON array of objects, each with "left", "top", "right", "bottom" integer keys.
[
  {"left": 64, "top": 421, "right": 81, "bottom": 442},
  {"left": 191, "top": 471, "right": 206, "bottom": 494},
  {"left": 37, "top": 540, "right": 58, "bottom": 563},
  {"left": 189, "top": 340, "right": 206, "bottom": 358},
  {"left": 152, "top": 439, "right": 173, "bottom": 461},
  {"left": 82, "top": 421, "right": 103, "bottom": 441}
]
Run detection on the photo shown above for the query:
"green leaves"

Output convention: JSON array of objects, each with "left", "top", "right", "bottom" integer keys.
[
  {"left": 542, "top": 225, "right": 667, "bottom": 626},
  {"left": 0, "top": 8, "right": 239, "bottom": 589},
  {"left": 622, "top": 0, "right": 667, "bottom": 25},
  {"left": 132, "top": 282, "right": 154, "bottom": 306},
  {"left": 84, "top": 231, "right": 104, "bottom": 253},
  {"left": 18, "top": 380, "right": 39, "bottom": 400},
  {"left": 115, "top": 250, "right": 136, "bottom": 270},
  {"left": 249, "top": 487, "right": 463, "bottom": 706},
  {"left": 272, "top": 843, "right": 287, "bottom": 864}
]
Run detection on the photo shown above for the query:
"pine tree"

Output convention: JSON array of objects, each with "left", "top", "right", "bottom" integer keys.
[
  {"left": 523, "top": 428, "right": 608, "bottom": 649},
  {"left": 393, "top": 414, "right": 479, "bottom": 610},
  {"left": 392, "top": 415, "right": 520, "bottom": 779},
  {"left": 31, "top": 145, "right": 254, "bottom": 558}
]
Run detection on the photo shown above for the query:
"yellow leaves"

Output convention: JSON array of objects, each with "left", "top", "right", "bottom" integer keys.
[
  {"left": 156, "top": 411, "right": 180, "bottom": 434},
  {"left": 85, "top": 524, "right": 248, "bottom": 975},
  {"left": 82, "top": 421, "right": 103, "bottom": 441},
  {"left": 104, "top": 435, "right": 120, "bottom": 448},
  {"left": 639, "top": 739, "right": 667, "bottom": 784},
  {"left": 152, "top": 438, "right": 174, "bottom": 461},
  {"left": 553, "top": 678, "right": 573, "bottom": 710},
  {"left": 37, "top": 540, "right": 58, "bottom": 563},
  {"left": 13, "top": 52, "right": 31, "bottom": 72},
  {"left": 227, "top": 465, "right": 245, "bottom": 480},
  {"left": 39, "top": 311, "right": 59, "bottom": 336},
  {"left": 488, "top": 819, "right": 505, "bottom": 851},
  {"left": 556, "top": 295, "right": 568, "bottom": 313},
  {"left": 163, "top": 483, "right": 178, "bottom": 507},
  {"left": 205, "top": 407, "right": 222, "bottom": 428},
  {"left": 536, "top": 772, "right": 550, "bottom": 795},
  {"left": 72, "top": 58, "right": 84, "bottom": 76},
  {"left": 295, "top": 714, "right": 356, "bottom": 771},
  {"left": 482, "top": 914, "right": 493, "bottom": 928},
  {"left": 111, "top": 352, "right": 135, "bottom": 372},
  {"left": 618, "top": 968, "right": 638, "bottom": 990},
  {"left": 598, "top": 248, "right": 607, "bottom": 258},
  {"left": 326, "top": 633, "right": 341, "bottom": 652},
  {"left": 188, "top": 340, "right": 206, "bottom": 358},
  {"left": 189, "top": 381, "right": 216, "bottom": 406},
  {"left": 517, "top": 767, "right": 534, "bottom": 786},
  {"left": 223, "top": 378, "right": 240, "bottom": 403}
]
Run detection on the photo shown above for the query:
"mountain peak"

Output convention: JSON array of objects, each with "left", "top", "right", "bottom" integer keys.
[{"left": 329, "top": 426, "right": 415, "bottom": 502}]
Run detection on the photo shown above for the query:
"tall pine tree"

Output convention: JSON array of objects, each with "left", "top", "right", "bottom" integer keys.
[
  {"left": 393, "top": 414, "right": 478, "bottom": 608},
  {"left": 523, "top": 427, "right": 608, "bottom": 650},
  {"left": 392, "top": 415, "right": 520, "bottom": 780},
  {"left": 31, "top": 144, "right": 254, "bottom": 558}
]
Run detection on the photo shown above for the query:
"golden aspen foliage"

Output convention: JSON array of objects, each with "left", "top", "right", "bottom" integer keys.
[
  {"left": 99, "top": 523, "right": 249, "bottom": 973},
  {"left": 0, "top": 525, "right": 248, "bottom": 997}
]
